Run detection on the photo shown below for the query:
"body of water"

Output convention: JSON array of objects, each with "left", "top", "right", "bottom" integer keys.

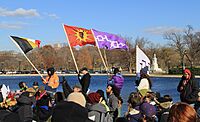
[{"left": 0, "top": 75, "right": 198, "bottom": 115}]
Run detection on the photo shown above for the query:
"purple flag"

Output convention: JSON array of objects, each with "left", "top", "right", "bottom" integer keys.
[{"left": 92, "top": 29, "right": 128, "bottom": 50}]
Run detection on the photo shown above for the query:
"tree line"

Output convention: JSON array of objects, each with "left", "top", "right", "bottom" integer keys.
[{"left": 1, "top": 25, "right": 200, "bottom": 73}]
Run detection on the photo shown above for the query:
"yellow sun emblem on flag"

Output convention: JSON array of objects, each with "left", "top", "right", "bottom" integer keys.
[{"left": 74, "top": 29, "right": 90, "bottom": 42}]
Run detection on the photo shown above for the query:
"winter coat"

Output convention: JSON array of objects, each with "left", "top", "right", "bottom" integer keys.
[
  {"left": 126, "top": 107, "right": 142, "bottom": 122},
  {"left": 34, "top": 106, "right": 52, "bottom": 122},
  {"left": 107, "top": 93, "right": 118, "bottom": 120},
  {"left": 78, "top": 73, "right": 91, "bottom": 94},
  {"left": 16, "top": 92, "right": 35, "bottom": 122},
  {"left": 109, "top": 73, "right": 124, "bottom": 91},
  {"left": 33, "top": 94, "right": 52, "bottom": 122},
  {"left": 44, "top": 73, "right": 59, "bottom": 89},
  {"left": 52, "top": 101, "right": 93, "bottom": 122},
  {"left": 88, "top": 103, "right": 108, "bottom": 122},
  {"left": 177, "top": 76, "right": 199, "bottom": 104},
  {"left": 137, "top": 78, "right": 150, "bottom": 91},
  {"left": 0, "top": 109, "right": 20, "bottom": 122}
]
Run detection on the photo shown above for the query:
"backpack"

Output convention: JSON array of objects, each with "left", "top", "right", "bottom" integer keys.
[
  {"left": 99, "top": 111, "right": 113, "bottom": 122},
  {"left": 89, "top": 110, "right": 113, "bottom": 122}
]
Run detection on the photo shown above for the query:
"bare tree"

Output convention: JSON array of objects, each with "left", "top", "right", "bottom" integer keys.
[
  {"left": 164, "top": 31, "right": 186, "bottom": 70},
  {"left": 39, "top": 45, "right": 57, "bottom": 68},
  {"left": 184, "top": 25, "right": 200, "bottom": 67}
]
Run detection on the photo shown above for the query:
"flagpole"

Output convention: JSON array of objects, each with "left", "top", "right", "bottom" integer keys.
[
  {"left": 135, "top": 44, "right": 140, "bottom": 80},
  {"left": 9, "top": 36, "right": 44, "bottom": 79},
  {"left": 62, "top": 24, "right": 79, "bottom": 73},
  {"left": 91, "top": 29, "right": 108, "bottom": 72},
  {"left": 103, "top": 49, "right": 109, "bottom": 68}
]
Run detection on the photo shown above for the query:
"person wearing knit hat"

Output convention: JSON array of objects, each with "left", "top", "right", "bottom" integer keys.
[
  {"left": 52, "top": 92, "right": 92, "bottom": 122},
  {"left": 87, "top": 92, "right": 111, "bottom": 122},
  {"left": 177, "top": 68, "right": 200, "bottom": 107},
  {"left": 96, "top": 89, "right": 110, "bottom": 112},
  {"left": 96, "top": 89, "right": 106, "bottom": 101},
  {"left": 67, "top": 92, "right": 86, "bottom": 107},
  {"left": 87, "top": 92, "right": 101, "bottom": 104},
  {"left": 140, "top": 102, "right": 156, "bottom": 121}
]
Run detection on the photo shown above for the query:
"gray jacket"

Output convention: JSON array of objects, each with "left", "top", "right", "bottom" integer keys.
[
  {"left": 88, "top": 103, "right": 111, "bottom": 122},
  {"left": 107, "top": 93, "right": 118, "bottom": 119}
]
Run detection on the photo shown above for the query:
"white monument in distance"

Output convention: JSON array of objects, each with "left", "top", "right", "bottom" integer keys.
[{"left": 151, "top": 54, "right": 162, "bottom": 72}]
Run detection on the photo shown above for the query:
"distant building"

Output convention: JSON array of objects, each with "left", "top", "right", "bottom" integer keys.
[
  {"left": 151, "top": 54, "right": 162, "bottom": 72},
  {"left": 52, "top": 43, "right": 67, "bottom": 49}
]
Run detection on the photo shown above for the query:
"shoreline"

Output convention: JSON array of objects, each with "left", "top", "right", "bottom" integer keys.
[{"left": 0, "top": 73, "right": 198, "bottom": 78}]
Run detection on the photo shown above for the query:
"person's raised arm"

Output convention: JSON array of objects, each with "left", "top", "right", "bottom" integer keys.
[{"left": 62, "top": 77, "right": 73, "bottom": 98}]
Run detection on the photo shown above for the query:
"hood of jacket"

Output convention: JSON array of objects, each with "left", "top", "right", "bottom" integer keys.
[
  {"left": 88, "top": 103, "right": 107, "bottom": 113},
  {"left": 17, "top": 92, "right": 34, "bottom": 105}
]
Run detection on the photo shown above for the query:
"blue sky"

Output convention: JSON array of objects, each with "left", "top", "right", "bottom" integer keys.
[{"left": 0, "top": 0, "right": 200, "bottom": 51}]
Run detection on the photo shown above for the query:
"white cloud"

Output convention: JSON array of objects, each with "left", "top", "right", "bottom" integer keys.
[
  {"left": 43, "top": 12, "right": 59, "bottom": 19},
  {"left": 0, "top": 7, "right": 40, "bottom": 17},
  {"left": 0, "top": 22, "right": 26, "bottom": 29},
  {"left": 144, "top": 26, "right": 184, "bottom": 35},
  {"left": 48, "top": 13, "right": 59, "bottom": 19}
]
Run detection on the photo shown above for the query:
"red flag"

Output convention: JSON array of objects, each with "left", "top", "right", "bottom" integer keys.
[
  {"left": 63, "top": 25, "right": 95, "bottom": 47},
  {"left": 35, "top": 40, "right": 41, "bottom": 48}
]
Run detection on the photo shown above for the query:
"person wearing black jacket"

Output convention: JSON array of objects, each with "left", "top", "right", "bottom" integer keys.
[
  {"left": 78, "top": 67, "right": 91, "bottom": 94},
  {"left": 16, "top": 91, "right": 36, "bottom": 122},
  {"left": 177, "top": 69, "right": 200, "bottom": 105}
]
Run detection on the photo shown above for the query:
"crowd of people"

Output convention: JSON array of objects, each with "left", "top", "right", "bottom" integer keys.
[{"left": 0, "top": 67, "right": 199, "bottom": 122}]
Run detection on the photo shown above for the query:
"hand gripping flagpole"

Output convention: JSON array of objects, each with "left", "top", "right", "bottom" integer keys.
[
  {"left": 91, "top": 29, "right": 108, "bottom": 72},
  {"left": 62, "top": 24, "right": 79, "bottom": 73},
  {"left": 9, "top": 36, "right": 44, "bottom": 79}
]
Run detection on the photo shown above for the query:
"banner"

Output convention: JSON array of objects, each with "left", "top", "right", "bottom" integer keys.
[
  {"left": 136, "top": 45, "right": 150, "bottom": 77},
  {"left": 92, "top": 29, "right": 128, "bottom": 50},
  {"left": 63, "top": 25, "right": 95, "bottom": 47},
  {"left": 10, "top": 36, "right": 40, "bottom": 54}
]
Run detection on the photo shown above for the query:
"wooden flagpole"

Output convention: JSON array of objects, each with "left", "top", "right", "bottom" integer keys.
[
  {"left": 91, "top": 29, "right": 108, "bottom": 72},
  {"left": 9, "top": 36, "right": 44, "bottom": 79},
  {"left": 62, "top": 24, "right": 79, "bottom": 73},
  {"left": 103, "top": 49, "right": 109, "bottom": 68}
]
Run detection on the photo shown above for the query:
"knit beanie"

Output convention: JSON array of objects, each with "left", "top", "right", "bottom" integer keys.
[
  {"left": 67, "top": 92, "right": 86, "bottom": 107},
  {"left": 140, "top": 102, "right": 156, "bottom": 118},
  {"left": 87, "top": 92, "right": 101, "bottom": 104}
]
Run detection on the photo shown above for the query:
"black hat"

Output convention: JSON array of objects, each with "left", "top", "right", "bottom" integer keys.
[{"left": 80, "top": 67, "right": 88, "bottom": 72}]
